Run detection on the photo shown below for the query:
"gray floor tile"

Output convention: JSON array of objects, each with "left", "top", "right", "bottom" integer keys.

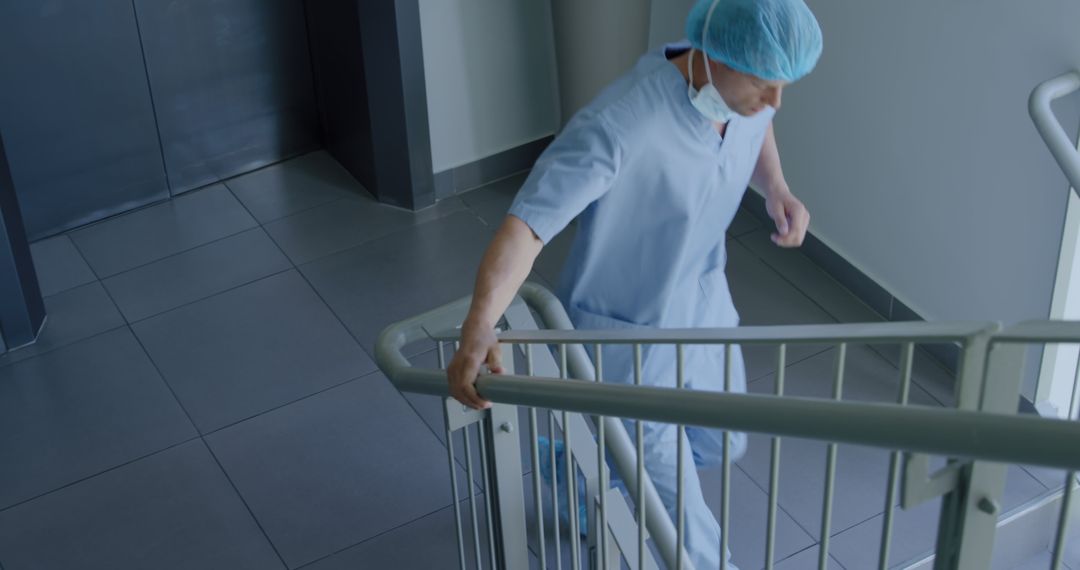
[
  {"left": 773, "top": 545, "right": 847, "bottom": 569},
  {"left": 1011, "top": 550, "right": 1060, "bottom": 570},
  {"left": 743, "top": 433, "right": 897, "bottom": 544},
  {"left": 225, "top": 151, "right": 369, "bottom": 223},
  {"left": 829, "top": 497, "right": 941, "bottom": 569},
  {"left": 103, "top": 228, "right": 291, "bottom": 322},
  {"left": 1064, "top": 493, "right": 1080, "bottom": 570},
  {"left": 988, "top": 466, "right": 1059, "bottom": 570},
  {"left": 416, "top": 195, "right": 471, "bottom": 224},
  {"left": 727, "top": 241, "right": 837, "bottom": 381},
  {"left": 302, "top": 500, "right": 492, "bottom": 570},
  {"left": 747, "top": 344, "right": 941, "bottom": 407},
  {"left": 0, "top": 281, "right": 125, "bottom": 367},
  {"left": 29, "top": 235, "right": 97, "bottom": 296},
  {"left": 727, "top": 239, "right": 834, "bottom": 327},
  {"left": 802, "top": 236, "right": 894, "bottom": 320},
  {"left": 739, "top": 346, "right": 941, "bottom": 540},
  {"left": 1020, "top": 464, "right": 1071, "bottom": 492},
  {"left": 1001, "top": 465, "right": 1051, "bottom": 512},
  {"left": 400, "top": 388, "right": 487, "bottom": 485},
  {"left": 396, "top": 349, "right": 486, "bottom": 478},
  {"left": 402, "top": 393, "right": 552, "bottom": 487},
  {"left": 871, "top": 343, "right": 960, "bottom": 407},
  {"left": 922, "top": 457, "right": 1050, "bottom": 511},
  {"left": 300, "top": 211, "right": 494, "bottom": 352},
  {"left": 910, "top": 349, "right": 960, "bottom": 407},
  {"left": 699, "top": 464, "right": 815, "bottom": 569},
  {"left": 783, "top": 446, "right": 1046, "bottom": 568},
  {"left": 400, "top": 348, "right": 574, "bottom": 490},
  {"left": 535, "top": 223, "right": 576, "bottom": 287},
  {"left": 0, "top": 328, "right": 196, "bottom": 510},
  {"left": 467, "top": 191, "right": 574, "bottom": 287},
  {"left": 263, "top": 194, "right": 469, "bottom": 265},
  {"left": 728, "top": 207, "right": 761, "bottom": 238},
  {"left": 468, "top": 191, "right": 513, "bottom": 228},
  {"left": 737, "top": 228, "right": 884, "bottom": 325},
  {"left": 132, "top": 271, "right": 374, "bottom": 433},
  {"left": 205, "top": 375, "right": 459, "bottom": 569},
  {"left": 0, "top": 440, "right": 283, "bottom": 570},
  {"left": 459, "top": 171, "right": 528, "bottom": 209},
  {"left": 70, "top": 184, "right": 257, "bottom": 277}
]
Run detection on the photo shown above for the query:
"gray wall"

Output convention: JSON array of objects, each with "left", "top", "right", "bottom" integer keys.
[
  {"left": 0, "top": 0, "right": 321, "bottom": 239},
  {"left": 550, "top": 0, "right": 651, "bottom": 127},
  {"left": 306, "top": 0, "right": 377, "bottom": 193},
  {"left": 648, "top": 0, "right": 695, "bottom": 50},
  {"left": 418, "top": 0, "right": 560, "bottom": 173},
  {"left": 650, "top": 0, "right": 1080, "bottom": 323},
  {"left": 0, "top": 129, "right": 45, "bottom": 350}
]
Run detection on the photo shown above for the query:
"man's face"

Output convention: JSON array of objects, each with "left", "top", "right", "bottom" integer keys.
[{"left": 711, "top": 61, "right": 787, "bottom": 116}]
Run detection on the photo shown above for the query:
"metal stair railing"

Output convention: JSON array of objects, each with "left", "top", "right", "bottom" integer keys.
[
  {"left": 376, "top": 282, "right": 1080, "bottom": 569},
  {"left": 1030, "top": 70, "right": 1080, "bottom": 195}
]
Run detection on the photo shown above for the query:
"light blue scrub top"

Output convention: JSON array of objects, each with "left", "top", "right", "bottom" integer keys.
[{"left": 509, "top": 41, "right": 774, "bottom": 388}]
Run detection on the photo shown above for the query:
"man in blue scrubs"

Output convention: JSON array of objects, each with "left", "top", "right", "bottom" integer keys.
[{"left": 448, "top": 0, "right": 822, "bottom": 566}]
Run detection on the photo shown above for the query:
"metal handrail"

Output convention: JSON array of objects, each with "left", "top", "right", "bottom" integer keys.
[
  {"left": 1030, "top": 70, "right": 1080, "bottom": 193},
  {"left": 382, "top": 363, "right": 1080, "bottom": 473},
  {"left": 494, "top": 320, "right": 995, "bottom": 345},
  {"left": 992, "top": 319, "right": 1080, "bottom": 344},
  {"left": 375, "top": 283, "right": 1080, "bottom": 567},
  {"left": 379, "top": 284, "right": 697, "bottom": 570}
]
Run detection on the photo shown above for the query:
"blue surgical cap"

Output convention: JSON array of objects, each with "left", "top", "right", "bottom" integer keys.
[{"left": 685, "top": 0, "right": 823, "bottom": 83}]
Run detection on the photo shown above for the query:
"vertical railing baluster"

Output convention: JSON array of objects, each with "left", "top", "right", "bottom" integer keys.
[
  {"left": 596, "top": 344, "right": 609, "bottom": 570},
  {"left": 1070, "top": 347, "right": 1080, "bottom": 421},
  {"left": 879, "top": 343, "right": 914, "bottom": 569},
  {"left": 551, "top": 406, "right": 562, "bottom": 570},
  {"left": 440, "top": 342, "right": 468, "bottom": 570},
  {"left": 464, "top": 426, "right": 484, "bottom": 568},
  {"left": 634, "top": 344, "right": 646, "bottom": 570},
  {"left": 559, "top": 344, "right": 581, "bottom": 570},
  {"left": 526, "top": 345, "right": 548, "bottom": 570},
  {"left": 478, "top": 424, "right": 498, "bottom": 569},
  {"left": 1062, "top": 343, "right": 1080, "bottom": 569},
  {"left": 1051, "top": 470, "right": 1076, "bottom": 570},
  {"left": 676, "top": 344, "right": 686, "bottom": 570},
  {"left": 766, "top": 344, "right": 787, "bottom": 569},
  {"left": 721, "top": 344, "right": 733, "bottom": 570},
  {"left": 819, "top": 343, "right": 847, "bottom": 569}
]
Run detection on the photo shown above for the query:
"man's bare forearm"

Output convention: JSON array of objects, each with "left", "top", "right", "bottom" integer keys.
[
  {"left": 751, "top": 123, "right": 790, "bottom": 196},
  {"left": 465, "top": 215, "right": 544, "bottom": 329}
]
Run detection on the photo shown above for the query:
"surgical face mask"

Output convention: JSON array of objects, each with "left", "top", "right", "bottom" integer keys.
[
  {"left": 687, "top": 0, "right": 737, "bottom": 123},
  {"left": 687, "top": 50, "right": 737, "bottom": 123}
]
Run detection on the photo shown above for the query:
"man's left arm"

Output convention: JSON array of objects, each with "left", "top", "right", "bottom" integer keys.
[{"left": 750, "top": 122, "right": 810, "bottom": 247}]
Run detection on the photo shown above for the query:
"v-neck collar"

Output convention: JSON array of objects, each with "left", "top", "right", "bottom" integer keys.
[{"left": 660, "top": 41, "right": 735, "bottom": 152}]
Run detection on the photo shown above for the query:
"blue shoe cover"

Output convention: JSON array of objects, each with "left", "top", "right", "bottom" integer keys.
[{"left": 537, "top": 436, "right": 589, "bottom": 535}]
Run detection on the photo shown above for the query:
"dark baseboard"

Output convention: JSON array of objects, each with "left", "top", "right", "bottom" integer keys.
[
  {"left": 434, "top": 136, "right": 553, "bottom": 198},
  {"left": 740, "top": 190, "right": 961, "bottom": 374}
]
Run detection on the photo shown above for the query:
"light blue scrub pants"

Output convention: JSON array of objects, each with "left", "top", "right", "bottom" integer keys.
[{"left": 599, "top": 342, "right": 747, "bottom": 570}]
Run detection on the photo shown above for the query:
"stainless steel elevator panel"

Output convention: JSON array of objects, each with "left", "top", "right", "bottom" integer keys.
[
  {"left": 134, "top": 0, "right": 321, "bottom": 194},
  {"left": 0, "top": 1, "right": 169, "bottom": 239}
]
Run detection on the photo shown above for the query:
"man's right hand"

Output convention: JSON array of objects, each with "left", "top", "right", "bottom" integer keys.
[
  {"left": 447, "top": 318, "right": 501, "bottom": 410},
  {"left": 447, "top": 215, "right": 544, "bottom": 410}
]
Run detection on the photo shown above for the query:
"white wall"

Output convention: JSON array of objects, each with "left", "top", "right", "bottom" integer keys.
[
  {"left": 648, "top": 0, "right": 695, "bottom": 50},
  {"left": 423, "top": 1, "right": 1080, "bottom": 322},
  {"left": 418, "top": 0, "right": 560, "bottom": 173},
  {"left": 652, "top": 1, "right": 1080, "bottom": 322},
  {"left": 550, "top": 0, "right": 651, "bottom": 126}
]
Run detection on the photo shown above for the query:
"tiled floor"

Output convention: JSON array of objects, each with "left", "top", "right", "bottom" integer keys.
[{"left": 1, "top": 151, "right": 1073, "bottom": 569}]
